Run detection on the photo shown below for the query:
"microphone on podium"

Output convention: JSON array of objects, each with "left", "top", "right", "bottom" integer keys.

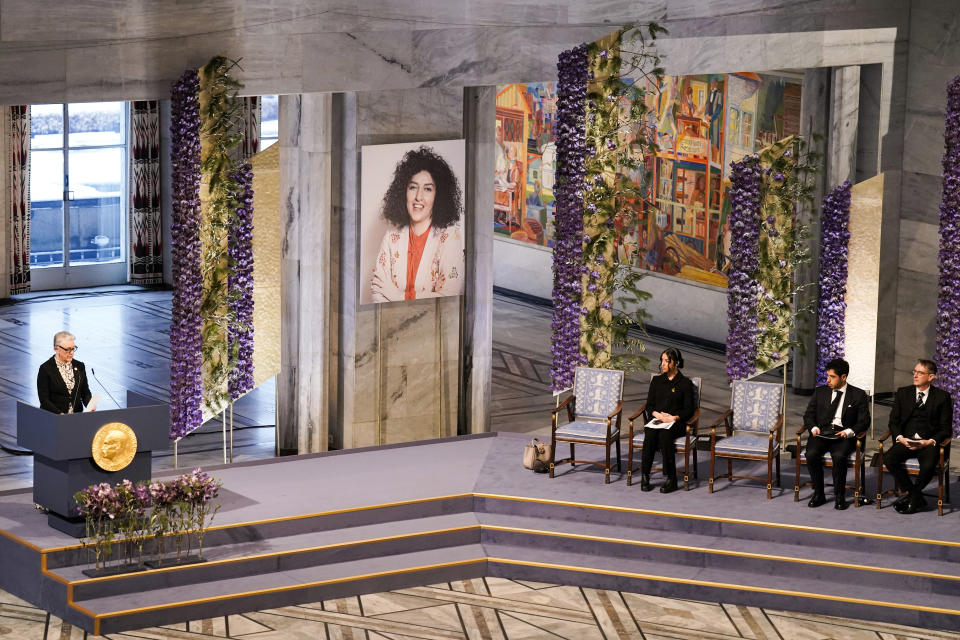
[{"left": 91, "top": 368, "right": 122, "bottom": 410}]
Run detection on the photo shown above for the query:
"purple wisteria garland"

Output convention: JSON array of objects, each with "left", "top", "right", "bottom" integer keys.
[
  {"left": 935, "top": 74, "right": 960, "bottom": 437},
  {"left": 169, "top": 70, "right": 203, "bottom": 439},
  {"left": 815, "top": 181, "right": 852, "bottom": 386},
  {"left": 550, "top": 43, "right": 588, "bottom": 392},
  {"left": 725, "top": 154, "right": 762, "bottom": 381},
  {"left": 228, "top": 161, "right": 255, "bottom": 399}
]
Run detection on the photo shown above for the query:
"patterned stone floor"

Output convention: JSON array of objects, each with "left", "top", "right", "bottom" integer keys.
[{"left": 1, "top": 578, "right": 957, "bottom": 639}]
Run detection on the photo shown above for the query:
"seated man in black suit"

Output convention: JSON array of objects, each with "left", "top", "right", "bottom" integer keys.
[
  {"left": 883, "top": 359, "right": 952, "bottom": 514},
  {"left": 37, "top": 331, "right": 93, "bottom": 414},
  {"left": 802, "top": 358, "right": 870, "bottom": 510}
]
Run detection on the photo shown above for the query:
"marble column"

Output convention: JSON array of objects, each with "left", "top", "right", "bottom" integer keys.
[
  {"left": 793, "top": 68, "right": 831, "bottom": 393},
  {"left": 277, "top": 93, "right": 335, "bottom": 455},
  {"left": 460, "top": 86, "right": 496, "bottom": 434},
  {"left": 331, "top": 93, "right": 358, "bottom": 452},
  {"left": 828, "top": 66, "right": 861, "bottom": 187}
]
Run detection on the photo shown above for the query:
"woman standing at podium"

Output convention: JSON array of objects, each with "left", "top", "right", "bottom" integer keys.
[{"left": 37, "top": 331, "right": 93, "bottom": 414}]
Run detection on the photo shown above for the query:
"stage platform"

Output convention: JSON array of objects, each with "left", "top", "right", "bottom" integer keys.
[{"left": 0, "top": 432, "right": 958, "bottom": 636}]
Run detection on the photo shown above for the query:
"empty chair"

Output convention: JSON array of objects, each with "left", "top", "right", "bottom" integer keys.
[
  {"left": 550, "top": 366, "right": 625, "bottom": 484},
  {"left": 709, "top": 379, "right": 784, "bottom": 499}
]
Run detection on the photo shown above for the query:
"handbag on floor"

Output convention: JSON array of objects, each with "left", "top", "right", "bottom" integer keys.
[{"left": 523, "top": 438, "right": 551, "bottom": 473}]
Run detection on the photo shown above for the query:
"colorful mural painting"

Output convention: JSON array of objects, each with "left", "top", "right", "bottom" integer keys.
[
  {"left": 495, "top": 82, "right": 558, "bottom": 247},
  {"left": 496, "top": 73, "right": 802, "bottom": 287}
]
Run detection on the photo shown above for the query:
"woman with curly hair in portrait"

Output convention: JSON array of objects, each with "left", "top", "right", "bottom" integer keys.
[{"left": 370, "top": 146, "right": 465, "bottom": 302}]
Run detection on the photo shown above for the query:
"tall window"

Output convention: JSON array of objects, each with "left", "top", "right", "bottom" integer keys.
[
  {"left": 261, "top": 95, "right": 278, "bottom": 149},
  {"left": 30, "top": 102, "right": 127, "bottom": 268}
]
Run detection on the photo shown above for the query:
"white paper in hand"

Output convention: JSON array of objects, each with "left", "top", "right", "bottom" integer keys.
[
  {"left": 644, "top": 418, "right": 675, "bottom": 430},
  {"left": 86, "top": 394, "right": 100, "bottom": 412}
]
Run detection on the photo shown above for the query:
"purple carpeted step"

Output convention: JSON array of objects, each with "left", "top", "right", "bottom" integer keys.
[
  {"left": 76, "top": 543, "right": 488, "bottom": 635},
  {"left": 474, "top": 494, "right": 960, "bottom": 561},
  {"left": 476, "top": 512, "right": 960, "bottom": 597},
  {"left": 46, "top": 494, "right": 476, "bottom": 571},
  {"left": 62, "top": 512, "right": 481, "bottom": 601},
  {"left": 484, "top": 543, "right": 960, "bottom": 632}
]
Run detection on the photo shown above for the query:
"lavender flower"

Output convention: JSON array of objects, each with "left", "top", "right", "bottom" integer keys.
[
  {"left": 726, "top": 155, "right": 762, "bottom": 381},
  {"left": 816, "top": 181, "right": 852, "bottom": 385},
  {"left": 936, "top": 75, "right": 960, "bottom": 437},
  {"left": 169, "top": 69, "right": 203, "bottom": 439},
  {"left": 228, "top": 161, "right": 255, "bottom": 399},
  {"left": 550, "top": 43, "right": 588, "bottom": 392}
]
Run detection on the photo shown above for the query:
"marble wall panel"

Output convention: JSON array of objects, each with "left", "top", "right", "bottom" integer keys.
[
  {"left": 901, "top": 111, "right": 945, "bottom": 177},
  {"left": 898, "top": 219, "right": 940, "bottom": 276},
  {"left": 899, "top": 171, "right": 942, "bottom": 224},
  {"left": 875, "top": 169, "right": 902, "bottom": 394},
  {"left": 0, "top": 0, "right": 296, "bottom": 41},
  {"left": 905, "top": 0, "right": 960, "bottom": 116},
  {"left": 300, "top": 26, "right": 612, "bottom": 93},
  {"left": 893, "top": 268, "right": 939, "bottom": 387},
  {"left": 0, "top": 47, "right": 66, "bottom": 105},
  {"left": 358, "top": 88, "right": 464, "bottom": 141},
  {"left": 656, "top": 28, "right": 899, "bottom": 77}
]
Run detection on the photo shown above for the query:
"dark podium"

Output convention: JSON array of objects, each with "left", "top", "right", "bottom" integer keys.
[{"left": 17, "top": 391, "right": 169, "bottom": 537}]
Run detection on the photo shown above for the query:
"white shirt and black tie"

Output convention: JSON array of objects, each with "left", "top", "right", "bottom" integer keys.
[{"left": 825, "top": 384, "right": 855, "bottom": 437}]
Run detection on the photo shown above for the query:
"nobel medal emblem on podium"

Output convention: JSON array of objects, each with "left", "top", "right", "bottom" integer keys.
[{"left": 92, "top": 422, "right": 138, "bottom": 472}]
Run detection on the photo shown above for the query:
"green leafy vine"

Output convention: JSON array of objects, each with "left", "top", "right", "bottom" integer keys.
[
  {"left": 581, "top": 24, "right": 665, "bottom": 371},
  {"left": 199, "top": 55, "right": 245, "bottom": 414}
]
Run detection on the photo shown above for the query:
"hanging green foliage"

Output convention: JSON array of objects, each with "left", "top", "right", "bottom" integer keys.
[
  {"left": 580, "top": 24, "right": 665, "bottom": 371},
  {"left": 198, "top": 55, "right": 245, "bottom": 415},
  {"left": 753, "top": 135, "right": 818, "bottom": 372}
]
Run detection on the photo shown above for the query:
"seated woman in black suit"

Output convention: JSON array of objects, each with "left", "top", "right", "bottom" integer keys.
[
  {"left": 640, "top": 347, "right": 695, "bottom": 493},
  {"left": 37, "top": 331, "right": 93, "bottom": 414}
]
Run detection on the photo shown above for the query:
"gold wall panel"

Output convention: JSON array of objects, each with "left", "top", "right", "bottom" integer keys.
[
  {"left": 845, "top": 173, "right": 883, "bottom": 393},
  {"left": 249, "top": 142, "right": 282, "bottom": 388}
]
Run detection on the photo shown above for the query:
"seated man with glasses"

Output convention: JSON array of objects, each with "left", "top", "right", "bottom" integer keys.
[
  {"left": 882, "top": 359, "right": 952, "bottom": 514},
  {"left": 37, "top": 331, "right": 94, "bottom": 414}
]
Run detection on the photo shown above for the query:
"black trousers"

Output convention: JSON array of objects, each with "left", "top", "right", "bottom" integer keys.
[
  {"left": 883, "top": 441, "right": 940, "bottom": 495},
  {"left": 804, "top": 435, "right": 856, "bottom": 497},
  {"left": 641, "top": 422, "right": 686, "bottom": 478}
]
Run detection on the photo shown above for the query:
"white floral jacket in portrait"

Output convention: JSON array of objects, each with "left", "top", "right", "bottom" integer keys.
[{"left": 370, "top": 224, "right": 464, "bottom": 302}]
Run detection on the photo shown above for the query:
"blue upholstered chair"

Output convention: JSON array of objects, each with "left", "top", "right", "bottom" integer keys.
[
  {"left": 626, "top": 376, "right": 703, "bottom": 490},
  {"left": 794, "top": 394, "right": 871, "bottom": 507},
  {"left": 550, "top": 366, "right": 625, "bottom": 484},
  {"left": 709, "top": 380, "right": 784, "bottom": 499},
  {"left": 876, "top": 432, "right": 951, "bottom": 516}
]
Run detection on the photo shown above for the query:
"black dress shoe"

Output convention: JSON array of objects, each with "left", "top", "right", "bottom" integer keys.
[
  {"left": 807, "top": 494, "right": 827, "bottom": 508},
  {"left": 640, "top": 474, "right": 653, "bottom": 492},
  {"left": 893, "top": 494, "right": 911, "bottom": 509},
  {"left": 659, "top": 477, "right": 678, "bottom": 494},
  {"left": 908, "top": 494, "right": 928, "bottom": 513},
  {"left": 834, "top": 497, "right": 849, "bottom": 510}
]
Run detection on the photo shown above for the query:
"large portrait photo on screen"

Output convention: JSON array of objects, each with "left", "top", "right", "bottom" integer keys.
[{"left": 360, "top": 140, "right": 466, "bottom": 305}]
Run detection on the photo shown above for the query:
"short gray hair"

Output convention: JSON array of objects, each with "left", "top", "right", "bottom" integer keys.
[{"left": 53, "top": 331, "right": 75, "bottom": 348}]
